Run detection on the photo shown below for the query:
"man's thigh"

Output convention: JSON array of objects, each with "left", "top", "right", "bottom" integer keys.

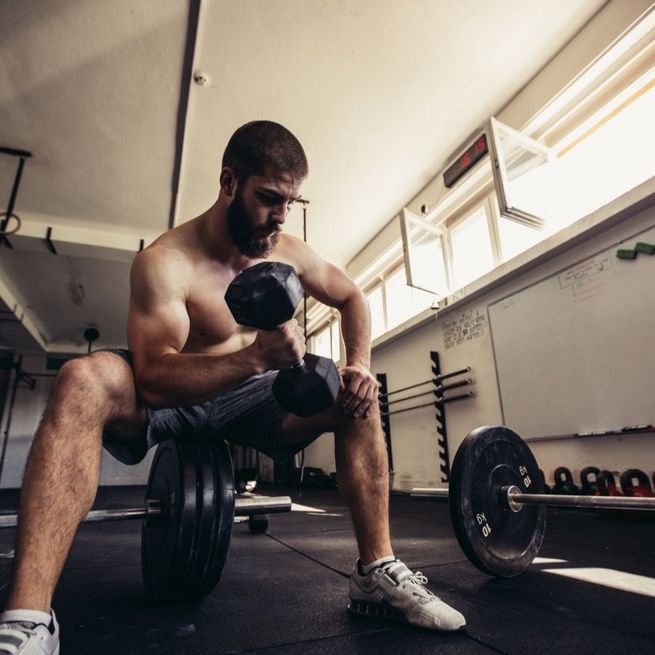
[{"left": 148, "top": 370, "right": 320, "bottom": 463}]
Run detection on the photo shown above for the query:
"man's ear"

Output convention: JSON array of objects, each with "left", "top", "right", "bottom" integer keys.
[{"left": 220, "top": 167, "right": 236, "bottom": 197}]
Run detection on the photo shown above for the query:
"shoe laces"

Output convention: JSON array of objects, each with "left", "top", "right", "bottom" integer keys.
[{"left": 402, "top": 571, "right": 438, "bottom": 603}]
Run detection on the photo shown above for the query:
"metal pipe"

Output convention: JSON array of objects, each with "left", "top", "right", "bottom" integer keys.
[
  {"left": 436, "top": 378, "right": 472, "bottom": 394},
  {"left": 410, "top": 486, "right": 655, "bottom": 511},
  {"left": 435, "top": 366, "right": 471, "bottom": 384},
  {"left": 234, "top": 495, "right": 292, "bottom": 515},
  {"left": 380, "top": 379, "right": 433, "bottom": 399},
  {"left": 381, "top": 401, "right": 436, "bottom": 417},
  {"left": 0, "top": 495, "right": 293, "bottom": 529},
  {"left": 382, "top": 389, "right": 434, "bottom": 408},
  {"left": 504, "top": 486, "right": 655, "bottom": 511},
  {"left": 437, "top": 391, "right": 474, "bottom": 404}
]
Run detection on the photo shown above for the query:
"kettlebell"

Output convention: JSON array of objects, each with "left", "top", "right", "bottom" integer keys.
[
  {"left": 580, "top": 466, "right": 601, "bottom": 495},
  {"left": 619, "top": 469, "right": 653, "bottom": 497},
  {"left": 553, "top": 467, "right": 579, "bottom": 495},
  {"left": 596, "top": 470, "right": 623, "bottom": 520}
]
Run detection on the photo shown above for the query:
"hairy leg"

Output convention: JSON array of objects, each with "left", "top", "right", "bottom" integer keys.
[
  {"left": 6, "top": 352, "right": 145, "bottom": 612},
  {"left": 277, "top": 406, "right": 392, "bottom": 564}
]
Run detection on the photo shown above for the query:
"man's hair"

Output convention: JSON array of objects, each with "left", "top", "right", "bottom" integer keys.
[{"left": 222, "top": 121, "right": 308, "bottom": 181}]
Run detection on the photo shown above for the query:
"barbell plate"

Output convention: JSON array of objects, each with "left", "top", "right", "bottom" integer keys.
[
  {"left": 178, "top": 442, "right": 219, "bottom": 598},
  {"left": 141, "top": 440, "right": 200, "bottom": 600},
  {"left": 449, "top": 426, "right": 546, "bottom": 578},
  {"left": 198, "top": 440, "right": 235, "bottom": 596}
]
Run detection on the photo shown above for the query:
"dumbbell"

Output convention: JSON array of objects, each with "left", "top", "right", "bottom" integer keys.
[{"left": 225, "top": 261, "right": 341, "bottom": 417}]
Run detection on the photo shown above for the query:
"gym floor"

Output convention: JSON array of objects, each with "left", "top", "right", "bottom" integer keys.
[{"left": 0, "top": 485, "right": 654, "bottom": 654}]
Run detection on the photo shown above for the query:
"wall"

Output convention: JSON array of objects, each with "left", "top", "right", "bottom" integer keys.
[{"left": 303, "top": 180, "right": 655, "bottom": 490}]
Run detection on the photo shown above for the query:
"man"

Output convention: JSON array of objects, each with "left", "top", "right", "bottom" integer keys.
[{"left": 0, "top": 121, "right": 465, "bottom": 653}]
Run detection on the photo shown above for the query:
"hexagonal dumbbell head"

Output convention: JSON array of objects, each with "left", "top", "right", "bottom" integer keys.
[
  {"left": 272, "top": 354, "right": 341, "bottom": 417},
  {"left": 225, "top": 261, "right": 304, "bottom": 329}
]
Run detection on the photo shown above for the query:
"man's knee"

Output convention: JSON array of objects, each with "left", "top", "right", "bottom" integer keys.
[
  {"left": 332, "top": 403, "right": 383, "bottom": 435},
  {"left": 52, "top": 352, "right": 136, "bottom": 418}
]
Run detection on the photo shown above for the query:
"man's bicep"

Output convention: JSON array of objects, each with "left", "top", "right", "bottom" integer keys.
[
  {"left": 127, "top": 248, "right": 191, "bottom": 376},
  {"left": 301, "top": 257, "right": 361, "bottom": 309},
  {"left": 128, "top": 298, "right": 190, "bottom": 365}
]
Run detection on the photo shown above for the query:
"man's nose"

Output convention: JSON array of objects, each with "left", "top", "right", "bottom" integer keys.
[{"left": 271, "top": 201, "right": 290, "bottom": 224}]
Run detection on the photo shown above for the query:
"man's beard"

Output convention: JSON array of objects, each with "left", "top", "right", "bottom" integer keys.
[{"left": 227, "top": 191, "right": 280, "bottom": 258}]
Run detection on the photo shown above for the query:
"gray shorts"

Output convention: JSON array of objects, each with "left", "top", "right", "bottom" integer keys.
[{"left": 101, "top": 349, "right": 316, "bottom": 465}]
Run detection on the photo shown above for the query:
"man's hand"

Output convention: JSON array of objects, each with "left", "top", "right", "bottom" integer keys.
[
  {"left": 339, "top": 364, "right": 380, "bottom": 418},
  {"left": 253, "top": 319, "right": 306, "bottom": 371}
]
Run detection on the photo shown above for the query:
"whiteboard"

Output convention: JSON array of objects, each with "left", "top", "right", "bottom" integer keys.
[{"left": 488, "top": 224, "right": 655, "bottom": 439}]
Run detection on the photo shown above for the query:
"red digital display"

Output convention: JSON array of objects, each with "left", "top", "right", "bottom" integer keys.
[{"left": 443, "top": 133, "right": 488, "bottom": 188}]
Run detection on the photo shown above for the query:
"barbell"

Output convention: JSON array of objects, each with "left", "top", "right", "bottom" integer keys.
[
  {"left": 412, "top": 425, "right": 655, "bottom": 577},
  {"left": 0, "top": 439, "right": 292, "bottom": 600}
]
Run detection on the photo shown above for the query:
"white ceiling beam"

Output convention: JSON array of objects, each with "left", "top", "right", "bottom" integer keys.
[{"left": 7, "top": 213, "right": 160, "bottom": 263}]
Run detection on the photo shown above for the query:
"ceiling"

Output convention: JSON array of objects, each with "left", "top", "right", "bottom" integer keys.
[{"left": 0, "top": 0, "right": 609, "bottom": 354}]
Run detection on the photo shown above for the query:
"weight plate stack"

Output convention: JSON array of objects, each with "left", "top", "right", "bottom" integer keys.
[
  {"left": 141, "top": 439, "right": 235, "bottom": 600},
  {"left": 197, "top": 439, "right": 235, "bottom": 596},
  {"left": 142, "top": 440, "right": 199, "bottom": 600},
  {"left": 448, "top": 425, "right": 546, "bottom": 577}
]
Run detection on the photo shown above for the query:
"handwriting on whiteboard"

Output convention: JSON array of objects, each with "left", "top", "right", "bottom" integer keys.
[
  {"left": 558, "top": 250, "right": 613, "bottom": 304},
  {"left": 558, "top": 251, "right": 613, "bottom": 289},
  {"left": 443, "top": 309, "right": 488, "bottom": 350}
]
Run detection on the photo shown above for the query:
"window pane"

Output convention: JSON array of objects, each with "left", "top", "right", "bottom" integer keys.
[
  {"left": 366, "top": 286, "right": 385, "bottom": 340},
  {"left": 549, "top": 75, "right": 655, "bottom": 230},
  {"left": 330, "top": 320, "right": 341, "bottom": 363},
  {"left": 312, "top": 326, "right": 331, "bottom": 359},
  {"left": 495, "top": 122, "right": 552, "bottom": 224},
  {"left": 450, "top": 206, "right": 495, "bottom": 289},
  {"left": 385, "top": 268, "right": 433, "bottom": 331},
  {"left": 498, "top": 217, "right": 543, "bottom": 261},
  {"left": 401, "top": 210, "right": 448, "bottom": 295}
]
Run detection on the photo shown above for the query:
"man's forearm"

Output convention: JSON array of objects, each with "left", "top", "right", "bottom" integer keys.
[
  {"left": 339, "top": 291, "right": 372, "bottom": 369},
  {"left": 136, "top": 346, "right": 266, "bottom": 409}
]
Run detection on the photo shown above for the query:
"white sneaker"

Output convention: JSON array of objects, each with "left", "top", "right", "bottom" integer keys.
[
  {"left": 0, "top": 609, "right": 59, "bottom": 654},
  {"left": 349, "top": 559, "right": 466, "bottom": 632}
]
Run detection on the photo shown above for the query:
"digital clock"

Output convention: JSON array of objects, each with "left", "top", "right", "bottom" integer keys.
[{"left": 443, "top": 133, "right": 488, "bottom": 188}]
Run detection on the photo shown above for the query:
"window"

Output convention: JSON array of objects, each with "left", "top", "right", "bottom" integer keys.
[
  {"left": 310, "top": 318, "right": 341, "bottom": 362},
  {"left": 449, "top": 205, "right": 496, "bottom": 290},
  {"left": 401, "top": 208, "right": 448, "bottom": 295},
  {"left": 329, "top": 320, "right": 341, "bottom": 363},
  {"left": 399, "top": 7, "right": 655, "bottom": 302},
  {"left": 312, "top": 325, "right": 331, "bottom": 359},
  {"left": 384, "top": 267, "right": 434, "bottom": 331},
  {"left": 308, "top": 8, "right": 655, "bottom": 346},
  {"left": 497, "top": 214, "right": 543, "bottom": 261},
  {"left": 366, "top": 285, "right": 385, "bottom": 341},
  {"left": 545, "top": 71, "right": 655, "bottom": 230}
]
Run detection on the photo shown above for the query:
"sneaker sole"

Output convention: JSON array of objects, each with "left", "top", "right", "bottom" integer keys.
[
  {"left": 348, "top": 599, "right": 466, "bottom": 633},
  {"left": 348, "top": 599, "right": 405, "bottom": 623}
]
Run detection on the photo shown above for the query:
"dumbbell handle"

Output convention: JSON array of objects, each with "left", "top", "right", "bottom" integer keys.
[{"left": 0, "top": 495, "right": 293, "bottom": 529}]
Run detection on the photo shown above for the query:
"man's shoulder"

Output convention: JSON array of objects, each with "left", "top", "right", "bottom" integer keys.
[{"left": 132, "top": 239, "right": 194, "bottom": 280}]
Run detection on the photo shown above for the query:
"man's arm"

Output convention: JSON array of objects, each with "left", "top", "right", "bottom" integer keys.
[
  {"left": 283, "top": 237, "right": 379, "bottom": 418},
  {"left": 127, "top": 247, "right": 303, "bottom": 408}
]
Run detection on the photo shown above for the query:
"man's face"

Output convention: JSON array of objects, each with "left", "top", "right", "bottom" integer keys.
[{"left": 227, "top": 170, "right": 303, "bottom": 258}]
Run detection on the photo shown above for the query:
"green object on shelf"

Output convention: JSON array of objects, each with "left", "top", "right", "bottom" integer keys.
[
  {"left": 635, "top": 242, "right": 655, "bottom": 255},
  {"left": 616, "top": 249, "right": 638, "bottom": 260}
]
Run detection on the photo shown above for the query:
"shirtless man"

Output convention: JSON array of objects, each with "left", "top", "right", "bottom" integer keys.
[{"left": 0, "top": 121, "right": 465, "bottom": 653}]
